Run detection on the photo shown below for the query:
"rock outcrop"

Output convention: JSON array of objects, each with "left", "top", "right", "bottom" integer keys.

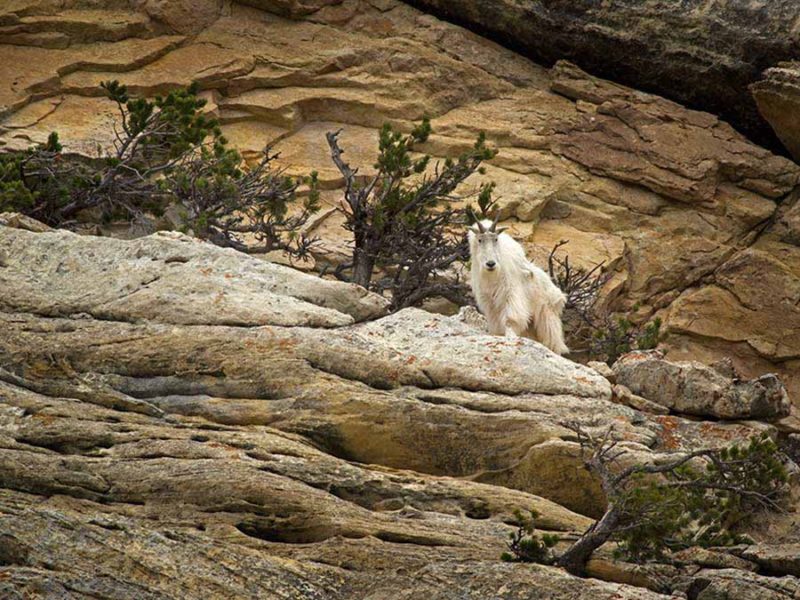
[
  {"left": 2, "top": 0, "right": 799, "bottom": 407},
  {"left": 0, "top": 226, "right": 388, "bottom": 327},
  {"left": 3, "top": 2, "right": 800, "bottom": 598},
  {"left": 403, "top": 0, "right": 800, "bottom": 156},
  {"left": 752, "top": 62, "right": 800, "bottom": 162},
  {"left": 2, "top": 221, "right": 798, "bottom": 597},
  {"left": 614, "top": 351, "right": 792, "bottom": 420}
]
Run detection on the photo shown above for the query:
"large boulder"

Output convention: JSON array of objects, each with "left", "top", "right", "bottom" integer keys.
[
  {"left": 752, "top": 62, "right": 800, "bottom": 163},
  {"left": 237, "top": 0, "right": 342, "bottom": 19},
  {"left": 613, "top": 351, "right": 791, "bottom": 420},
  {"left": 0, "top": 225, "right": 389, "bottom": 326},
  {"left": 741, "top": 544, "right": 800, "bottom": 578},
  {"left": 132, "top": 0, "right": 224, "bottom": 34},
  {"left": 307, "top": 307, "right": 611, "bottom": 398},
  {"left": 674, "top": 568, "right": 800, "bottom": 600}
]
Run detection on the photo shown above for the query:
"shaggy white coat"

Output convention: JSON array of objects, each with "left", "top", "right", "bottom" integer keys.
[{"left": 469, "top": 220, "right": 569, "bottom": 355}]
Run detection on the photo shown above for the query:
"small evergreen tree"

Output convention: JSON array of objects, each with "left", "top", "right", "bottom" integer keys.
[
  {"left": 550, "top": 424, "right": 788, "bottom": 576},
  {"left": 0, "top": 132, "right": 71, "bottom": 219},
  {"left": 163, "top": 139, "right": 319, "bottom": 256},
  {"left": 500, "top": 508, "right": 559, "bottom": 564},
  {"left": 0, "top": 81, "right": 318, "bottom": 256},
  {"left": 326, "top": 119, "right": 496, "bottom": 309},
  {"left": 590, "top": 314, "right": 662, "bottom": 365}
]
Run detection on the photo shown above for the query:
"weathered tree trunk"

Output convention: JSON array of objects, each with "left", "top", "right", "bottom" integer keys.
[
  {"left": 557, "top": 504, "right": 621, "bottom": 577},
  {"left": 351, "top": 247, "right": 376, "bottom": 289},
  {"left": 403, "top": 0, "right": 800, "bottom": 155}
]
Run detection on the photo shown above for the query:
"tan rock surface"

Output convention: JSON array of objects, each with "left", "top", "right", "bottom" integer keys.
[
  {"left": 2, "top": 221, "right": 800, "bottom": 596},
  {"left": 613, "top": 350, "right": 792, "bottom": 420},
  {"left": 753, "top": 62, "right": 800, "bottom": 163},
  {"left": 3, "top": 2, "right": 800, "bottom": 596},
  {"left": 0, "top": 226, "right": 388, "bottom": 326},
  {"left": 403, "top": 0, "right": 800, "bottom": 155},
  {"left": 3, "top": 1, "right": 800, "bottom": 414},
  {"left": 0, "top": 223, "right": 712, "bottom": 597}
]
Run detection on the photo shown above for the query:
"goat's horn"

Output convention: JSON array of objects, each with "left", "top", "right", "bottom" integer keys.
[
  {"left": 489, "top": 212, "right": 500, "bottom": 232},
  {"left": 476, "top": 219, "right": 486, "bottom": 233}
]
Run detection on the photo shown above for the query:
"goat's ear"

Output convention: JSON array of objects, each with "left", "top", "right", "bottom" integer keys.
[
  {"left": 496, "top": 226, "right": 508, "bottom": 235},
  {"left": 468, "top": 224, "right": 481, "bottom": 234}
]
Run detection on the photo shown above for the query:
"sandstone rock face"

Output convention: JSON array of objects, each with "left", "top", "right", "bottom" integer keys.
[
  {"left": 0, "top": 382, "right": 657, "bottom": 599},
  {"left": 238, "top": 0, "right": 343, "bottom": 18},
  {"left": 0, "top": 211, "right": 52, "bottom": 232},
  {"left": 2, "top": 0, "right": 800, "bottom": 406},
  {"left": 327, "top": 308, "right": 610, "bottom": 398},
  {"left": 614, "top": 351, "right": 791, "bottom": 420},
  {"left": 548, "top": 61, "right": 799, "bottom": 205},
  {"left": 3, "top": 223, "right": 798, "bottom": 596},
  {"left": 611, "top": 384, "right": 669, "bottom": 416},
  {"left": 403, "top": 0, "right": 800, "bottom": 156},
  {"left": 133, "top": 0, "right": 225, "bottom": 34},
  {"left": 676, "top": 568, "right": 800, "bottom": 600},
  {"left": 3, "top": 3, "right": 800, "bottom": 597}
]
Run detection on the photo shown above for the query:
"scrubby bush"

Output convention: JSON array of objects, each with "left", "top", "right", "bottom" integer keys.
[
  {"left": 546, "top": 241, "right": 662, "bottom": 363},
  {"left": 612, "top": 432, "right": 787, "bottom": 563},
  {"left": 538, "top": 425, "right": 790, "bottom": 576},
  {"left": 500, "top": 508, "right": 559, "bottom": 564},
  {"left": 590, "top": 314, "right": 662, "bottom": 365},
  {"left": 0, "top": 81, "right": 318, "bottom": 257},
  {"left": 326, "top": 118, "right": 496, "bottom": 309},
  {"left": 162, "top": 136, "right": 319, "bottom": 256},
  {"left": 0, "top": 132, "right": 72, "bottom": 218}
]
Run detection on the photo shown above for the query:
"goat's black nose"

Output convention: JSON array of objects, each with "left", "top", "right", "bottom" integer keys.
[{"left": 486, "top": 261, "right": 496, "bottom": 268}]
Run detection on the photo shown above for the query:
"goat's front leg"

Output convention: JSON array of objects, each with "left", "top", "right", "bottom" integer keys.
[{"left": 503, "top": 316, "right": 523, "bottom": 338}]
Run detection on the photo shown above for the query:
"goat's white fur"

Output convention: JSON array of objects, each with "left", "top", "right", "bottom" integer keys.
[{"left": 468, "top": 220, "right": 569, "bottom": 354}]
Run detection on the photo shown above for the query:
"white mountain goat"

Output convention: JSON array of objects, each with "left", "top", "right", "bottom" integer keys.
[{"left": 468, "top": 217, "right": 569, "bottom": 355}]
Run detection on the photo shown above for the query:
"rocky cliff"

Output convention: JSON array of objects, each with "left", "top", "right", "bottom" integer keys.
[
  {"left": 2, "top": 220, "right": 799, "bottom": 598},
  {"left": 2, "top": 1, "right": 800, "bottom": 598},
  {"left": 403, "top": 0, "right": 800, "bottom": 159},
  {"left": 5, "top": 0, "right": 798, "bottom": 406}
]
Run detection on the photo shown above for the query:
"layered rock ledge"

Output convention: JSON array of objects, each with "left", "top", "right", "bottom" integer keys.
[
  {"left": 1, "top": 221, "right": 799, "bottom": 598},
  {"left": 2, "top": 0, "right": 799, "bottom": 406},
  {"left": 404, "top": 0, "right": 800, "bottom": 156},
  {"left": 2, "top": 3, "right": 800, "bottom": 595}
]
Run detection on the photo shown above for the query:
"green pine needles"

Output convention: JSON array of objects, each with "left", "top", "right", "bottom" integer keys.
[
  {"left": 591, "top": 314, "right": 662, "bottom": 366},
  {"left": 0, "top": 132, "right": 66, "bottom": 217},
  {"left": 326, "top": 117, "right": 497, "bottom": 309},
  {"left": 615, "top": 432, "right": 788, "bottom": 563},
  {"left": 0, "top": 80, "right": 318, "bottom": 257},
  {"left": 546, "top": 241, "right": 664, "bottom": 363},
  {"left": 501, "top": 509, "right": 559, "bottom": 564},
  {"left": 508, "top": 424, "right": 789, "bottom": 577}
]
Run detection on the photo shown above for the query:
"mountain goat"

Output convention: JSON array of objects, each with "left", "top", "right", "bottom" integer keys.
[{"left": 468, "top": 217, "right": 569, "bottom": 355}]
